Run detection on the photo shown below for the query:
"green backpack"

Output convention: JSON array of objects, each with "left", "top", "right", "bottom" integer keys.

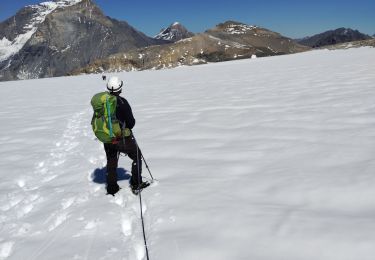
[{"left": 91, "top": 92, "right": 122, "bottom": 143}]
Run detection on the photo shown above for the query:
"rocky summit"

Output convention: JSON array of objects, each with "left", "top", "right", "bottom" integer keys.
[
  {"left": 154, "top": 22, "right": 194, "bottom": 42},
  {"left": 72, "top": 21, "right": 310, "bottom": 74},
  {"left": 0, "top": 0, "right": 166, "bottom": 81}
]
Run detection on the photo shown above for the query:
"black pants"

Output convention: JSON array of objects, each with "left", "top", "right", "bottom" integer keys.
[{"left": 104, "top": 136, "right": 142, "bottom": 186}]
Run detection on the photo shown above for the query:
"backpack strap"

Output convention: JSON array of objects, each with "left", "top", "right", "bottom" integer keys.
[{"left": 106, "top": 95, "right": 114, "bottom": 138}]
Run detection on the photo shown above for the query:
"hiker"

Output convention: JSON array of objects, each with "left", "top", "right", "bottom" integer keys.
[
  {"left": 102, "top": 75, "right": 106, "bottom": 81},
  {"left": 91, "top": 76, "right": 148, "bottom": 195}
]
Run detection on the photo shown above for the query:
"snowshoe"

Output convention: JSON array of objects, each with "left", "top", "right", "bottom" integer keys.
[{"left": 131, "top": 181, "right": 150, "bottom": 195}]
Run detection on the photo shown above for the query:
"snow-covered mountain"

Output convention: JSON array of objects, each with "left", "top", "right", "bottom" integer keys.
[
  {"left": 0, "top": 0, "right": 165, "bottom": 81},
  {"left": 1, "top": 47, "right": 375, "bottom": 260},
  {"left": 0, "top": 0, "right": 81, "bottom": 62},
  {"left": 154, "top": 22, "right": 194, "bottom": 42},
  {"left": 297, "top": 28, "right": 372, "bottom": 47}
]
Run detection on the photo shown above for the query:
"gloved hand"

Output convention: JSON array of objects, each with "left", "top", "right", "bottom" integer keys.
[
  {"left": 107, "top": 183, "right": 120, "bottom": 196},
  {"left": 122, "top": 128, "right": 132, "bottom": 137}
]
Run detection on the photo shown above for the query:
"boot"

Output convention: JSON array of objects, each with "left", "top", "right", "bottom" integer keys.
[{"left": 106, "top": 172, "right": 120, "bottom": 196}]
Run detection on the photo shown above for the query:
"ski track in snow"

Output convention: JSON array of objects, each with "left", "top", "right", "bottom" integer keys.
[{"left": 0, "top": 48, "right": 375, "bottom": 260}]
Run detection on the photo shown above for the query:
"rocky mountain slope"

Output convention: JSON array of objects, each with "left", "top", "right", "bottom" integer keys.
[
  {"left": 297, "top": 28, "right": 372, "bottom": 48},
  {"left": 0, "top": 0, "right": 166, "bottom": 81},
  {"left": 315, "top": 38, "right": 375, "bottom": 50},
  {"left": 154, "top": 22, "right": 194, "bottom": 42},
  {"left": 72, "top": 21, "right": 310, "bottom": 74}
]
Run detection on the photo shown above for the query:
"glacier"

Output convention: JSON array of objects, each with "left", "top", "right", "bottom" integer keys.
[{"left": 0, "top": 47, "right": 375, "bottom": 260}]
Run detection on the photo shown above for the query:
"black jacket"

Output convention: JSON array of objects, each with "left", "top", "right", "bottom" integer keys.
[{"left": 115, "top": 95, "right": 135, "bottom": 129}]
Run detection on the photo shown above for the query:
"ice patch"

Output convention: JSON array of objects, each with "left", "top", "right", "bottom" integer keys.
[
  {"left": 0, "top": 194, "right": 24, "bottom": 211},
  {"left": 113, "top": 194, "right": 125, "bottom": 207},
  {"left": 48, "top": 212, "right": 68, "bottom": 231},
  {"left": 142, "top": 203, "right": 147, "bottom": 214},
  {"left": 42, "top": 174, "right": 58, "bottom": 183},
  {"left": 17, "top": 179, "right": 26, "bottom": 188},
  {"left": 121, "top": 217, "right": 132, "bottom": 236},
  {"left": 0, "top": 241, "right": 14, "bottom": 258},
  {"left": 134, "top": 243, "right": 145, "bottom": 260},
  {"left": 61, "top": 197, "right": 75, "bottom": 209},
  {"left": 84, "top": 220, "right": 98, "bottom": 230},
  {"left": 88, "top": 157, "right": 97, "bottom": 164},
  {"left": 38, "top": 161, "right": 45, "bottom": 168},
  {"left": 17, "top": 204, "right": 34, "bottom": 218}
]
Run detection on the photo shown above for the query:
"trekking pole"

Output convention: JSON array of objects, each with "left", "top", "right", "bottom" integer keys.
[
  {"left": 132, "top": 133, "right": 155, "bottom": 181},
  {"left": 135, "top": 143, "right": 151, "bottom": 260},
  {"left": 141, "top": 153, "right": 155, "bottom": 181}
]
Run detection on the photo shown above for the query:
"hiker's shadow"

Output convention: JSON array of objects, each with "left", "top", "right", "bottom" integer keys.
[{"left": 91, "top": 167, "right": 131, "bottom": 184}]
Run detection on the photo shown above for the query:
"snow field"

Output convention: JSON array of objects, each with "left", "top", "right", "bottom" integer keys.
[{"left": 0, "top": 47, "right": 374, "bottom": 259}]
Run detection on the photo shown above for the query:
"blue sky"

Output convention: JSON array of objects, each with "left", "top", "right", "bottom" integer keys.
[{"left": 0, "top": 0, "right": 374, "bottom": 38}]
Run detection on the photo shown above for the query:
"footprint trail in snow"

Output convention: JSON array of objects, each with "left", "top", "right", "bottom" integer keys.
[{"left": 0, "top": 107, "right": 155, "bottom": 260}]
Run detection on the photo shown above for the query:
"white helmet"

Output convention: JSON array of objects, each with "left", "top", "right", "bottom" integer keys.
[{"left": 106, "top": 76, "right": 123, "bottom": 93}]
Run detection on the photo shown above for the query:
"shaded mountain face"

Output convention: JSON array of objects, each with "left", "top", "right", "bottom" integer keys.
[
  {"left": 313, "top": 38, "right": 375, "bottom": 50},
  {"left": 0, "top": 0, "right": 164, "bottom": 81},
  {"left": 72, "top": 21, "right": 310, "bottom": 75},
  {"left": 297, "top": 28, "right": 372, "bottom": 48},
  {"left": 154, "top": 22, "right": 194, "bottom": 42}
]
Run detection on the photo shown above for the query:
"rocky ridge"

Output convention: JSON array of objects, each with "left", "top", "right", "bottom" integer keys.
[
  {"left": 316, "top": 38, "right": 375, "bottom": 50},
  {"left": 71, "top": 21, "right": 310, "bottom": 74}
]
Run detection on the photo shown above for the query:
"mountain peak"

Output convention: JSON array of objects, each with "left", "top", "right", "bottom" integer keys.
[
  {"left": 154, "top": 22, "right": 194, "bottom": 42},
  {"left": 28, "top": 0, "right": 83, "bottom": 9},
  {"left": 0, "top": 0, "right": 162, "bottom": 81},
  {"left": 0, "top": 0, "right": 88, "bottom": 63},
  {"left": 209, "top": 21, "right": 257, "bottom": 35}
]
